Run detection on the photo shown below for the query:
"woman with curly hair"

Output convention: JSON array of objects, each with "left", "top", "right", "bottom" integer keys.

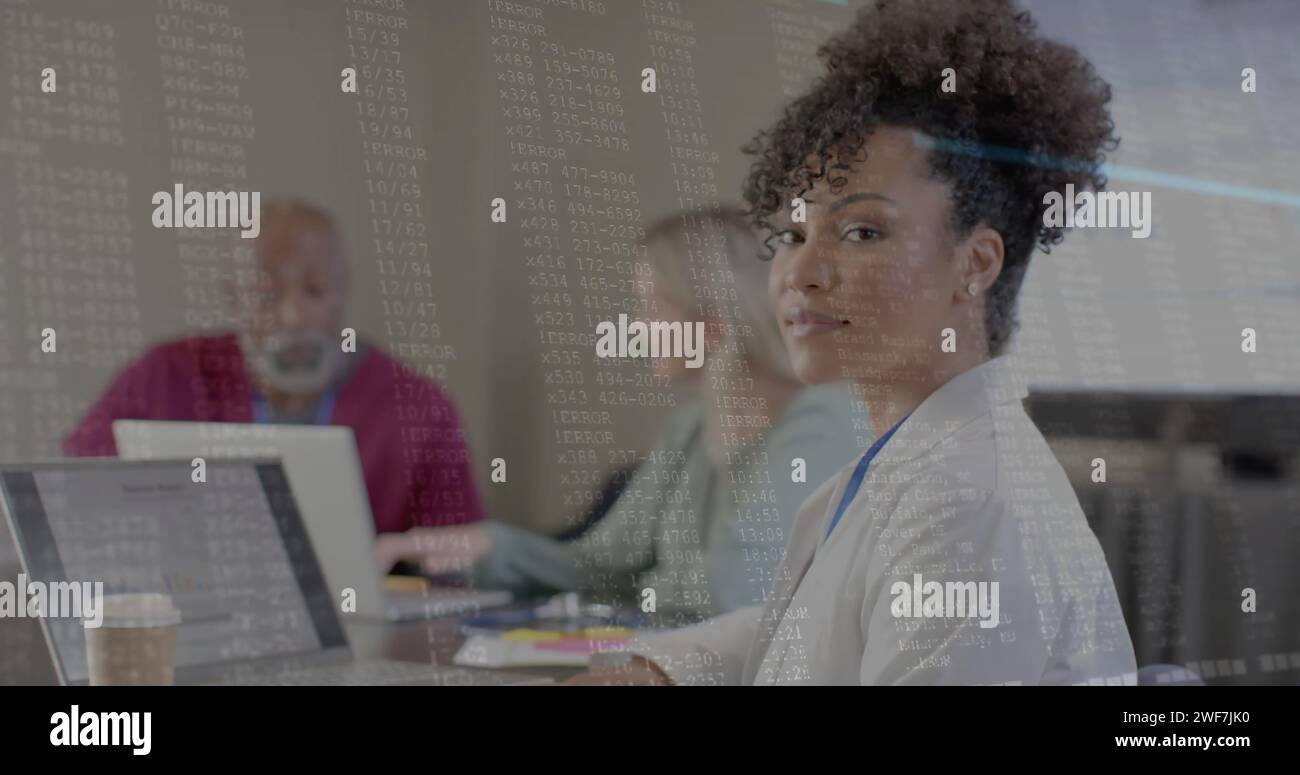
[
  {"left": 378, "top": 209, "right": 864, "bottom": 621},
  {"left": 573, "top": 0, "right": 1137, "bottom": 685}
]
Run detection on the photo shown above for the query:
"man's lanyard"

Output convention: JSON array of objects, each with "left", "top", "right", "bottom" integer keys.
[{"left": 252, "top": 388, "right": 337, "bottom": 426}]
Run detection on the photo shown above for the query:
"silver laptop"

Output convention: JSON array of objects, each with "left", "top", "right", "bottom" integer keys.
[
  {"left": 0, "top": 458, "right": 533, "bottom": 686},
  {"left": 112, "top": 421, "right": 511, "bottom": 621}
]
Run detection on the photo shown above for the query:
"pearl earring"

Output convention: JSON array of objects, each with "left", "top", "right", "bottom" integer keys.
[{"left": 967, "top": 281, "right": 979, "bottom": 295}]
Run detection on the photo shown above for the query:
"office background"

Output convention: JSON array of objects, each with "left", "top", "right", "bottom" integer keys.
[{"left": 0, "top": 0, "right": 1297, "bottom": 682}]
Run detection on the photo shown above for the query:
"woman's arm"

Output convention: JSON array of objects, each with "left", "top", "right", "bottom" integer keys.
[
  {"left": 469, "top": 405, "right": 704, "bottom": 596},
  {"left": 468, "top": 520, "right": 584, "bottom": 594},
  {"left": 586, "top": 603, "right": 765, "bottom": 685}
]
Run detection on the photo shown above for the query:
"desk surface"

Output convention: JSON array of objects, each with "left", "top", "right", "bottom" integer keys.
[
  {"left": 344, "top": 612, "right": 586, "bottom": 684},
  {"left": 0, "top": 608, "right": 587, "bottom": 686}
]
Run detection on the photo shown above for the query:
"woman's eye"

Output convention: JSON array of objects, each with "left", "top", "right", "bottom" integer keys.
[
  {"left": 774, "top": 229, "right": 803, "bottom": 245},
  {"left": 844, "top": 227, "right": 880, "bottom": 242}
]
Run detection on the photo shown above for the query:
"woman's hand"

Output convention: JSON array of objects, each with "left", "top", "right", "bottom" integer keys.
[
  {"left": 374, "top": 525, "right": 493, "bottom": 576},
  {"left": 561, "top": 656, "right": 673, "bottom": 686}
]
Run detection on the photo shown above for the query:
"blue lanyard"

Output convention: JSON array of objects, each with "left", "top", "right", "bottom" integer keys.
[
  {"left": 252, "top": 389, "right": 336, "bottom": 426},
  {"left": 823, "top": 412, "right": 910, "bottom": 543}
]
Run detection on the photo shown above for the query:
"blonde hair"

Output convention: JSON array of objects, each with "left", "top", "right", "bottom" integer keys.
[{"left": 642, "top": 207, "right": 793, "bottom": 381}]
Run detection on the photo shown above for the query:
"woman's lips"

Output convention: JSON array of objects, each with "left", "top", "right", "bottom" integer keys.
[{"left": 785, "top": 307, "right": 848, "bottom": 338}]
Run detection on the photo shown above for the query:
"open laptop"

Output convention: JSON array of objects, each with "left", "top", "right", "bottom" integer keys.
[
  {"left": 0, "top": 457, "right": 535, "bottom": 685},
  {"left": 112, "top": 421, "right": 511, "bottom": 621}
]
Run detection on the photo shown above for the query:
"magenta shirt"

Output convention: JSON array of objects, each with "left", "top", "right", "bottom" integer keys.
[{"left": 63, "top": 333, "right": 486, "bottom": 534}]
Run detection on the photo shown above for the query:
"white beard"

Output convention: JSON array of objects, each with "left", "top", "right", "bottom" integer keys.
[{"left": 243, "top": 330, "right": 341, "bottom": 395}]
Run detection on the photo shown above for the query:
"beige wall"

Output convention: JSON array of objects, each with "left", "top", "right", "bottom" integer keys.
[
  {"left": 2, "top": 0, "right": 1297, "bottom": 535},
  {"left": 0, "top": 0, "right": 848, "bottom": 532}
]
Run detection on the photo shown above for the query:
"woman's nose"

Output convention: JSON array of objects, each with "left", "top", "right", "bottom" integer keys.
[{"left": 784, "top": 241, "right": 833, "bottom": 292}]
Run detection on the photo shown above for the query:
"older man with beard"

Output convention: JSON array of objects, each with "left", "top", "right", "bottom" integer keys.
[{"left": 63, "top": 199, "right": 485, "bottom": 542}]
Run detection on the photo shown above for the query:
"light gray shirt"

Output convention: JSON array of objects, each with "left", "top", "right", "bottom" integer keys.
[
  {"left": 614, "top": 356, "right": 1138, "bottom": 685},
  {"left": 471, "top": 382, "right": 867, "bottom": 620}
]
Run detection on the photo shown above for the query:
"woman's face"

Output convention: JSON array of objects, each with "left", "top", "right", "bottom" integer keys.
[{"left": 767, "top": 126, "right": 973, "bottom": 387}]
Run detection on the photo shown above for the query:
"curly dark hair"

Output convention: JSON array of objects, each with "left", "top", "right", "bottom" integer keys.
[{"left": 742, "top": 0, "right": 1119, "bottom": 357}]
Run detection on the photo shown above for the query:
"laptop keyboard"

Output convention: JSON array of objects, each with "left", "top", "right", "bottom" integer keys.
[{"left": 386, "top": 587, "right": 514, "bottom": 619}]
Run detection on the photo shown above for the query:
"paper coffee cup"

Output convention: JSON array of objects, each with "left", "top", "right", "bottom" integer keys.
[{"left": 84, "top": 593, "right": 182, "bottom": 686}]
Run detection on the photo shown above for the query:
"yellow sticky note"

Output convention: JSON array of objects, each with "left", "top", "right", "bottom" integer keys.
[
  {"left": 384, "top": 575, "right": 429, "bottom": 593},
  {"left": 502, "top": 629, "right": 564, "bottom": 642},
  {"left": 579, "top": 627, "right": 633, "bottom": 640}
]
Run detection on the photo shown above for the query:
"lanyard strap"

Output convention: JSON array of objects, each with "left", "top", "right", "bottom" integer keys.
[
  {"left": 252, "top": 388, "right": 336, "bottom": 426},
  {"left": 823, "top": 413, "right": 910, "bottom": 543}
]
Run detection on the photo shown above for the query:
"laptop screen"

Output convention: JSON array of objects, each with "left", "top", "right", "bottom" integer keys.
[{"left": 1, "top": 459, "right": 346, "bottom": 684}]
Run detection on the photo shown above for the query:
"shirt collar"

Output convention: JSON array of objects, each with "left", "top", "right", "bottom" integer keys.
[{"left": 870, "top": 354, "right": 1030, "bottom": 468}]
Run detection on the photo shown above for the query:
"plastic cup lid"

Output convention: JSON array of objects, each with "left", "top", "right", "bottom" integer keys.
[{"left": 88, "top": 593, "right": 182, "bottom": 628}]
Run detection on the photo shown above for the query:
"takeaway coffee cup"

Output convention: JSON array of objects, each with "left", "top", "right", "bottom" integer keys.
[{"left": 84, "top": 593, "right": 181, "bottom": 686}]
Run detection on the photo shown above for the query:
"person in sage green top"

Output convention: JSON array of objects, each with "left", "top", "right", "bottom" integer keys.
[
  {"left": 374, "top": 208, "right": 869, "bottom": 621},
  {"left": 472, "top": 381, "right": 861, "bottom": 620}
]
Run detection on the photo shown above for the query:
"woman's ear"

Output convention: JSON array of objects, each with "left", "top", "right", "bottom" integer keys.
[{"left": 958, "top": 225, "right": 1005, "bottom": 300}]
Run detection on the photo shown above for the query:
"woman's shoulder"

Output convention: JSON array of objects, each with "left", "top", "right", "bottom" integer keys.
[
  {"left": 886, "top": 403, "right": 1089, "bottom": 535},
  {"left": 634, "top": 397, "right": 708, "bottom": 458},
  {"left": 661, "top": 395, "right": 706, "bottom": 433},
  {"left": 762, "top": 382, "right": 867, "bottom": 501},
  {"left": 781, "top": 380, "right": 860, "bottom": 417},
  {"left": 770, "top": 381, "right": 866, "bottom": 443}
]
